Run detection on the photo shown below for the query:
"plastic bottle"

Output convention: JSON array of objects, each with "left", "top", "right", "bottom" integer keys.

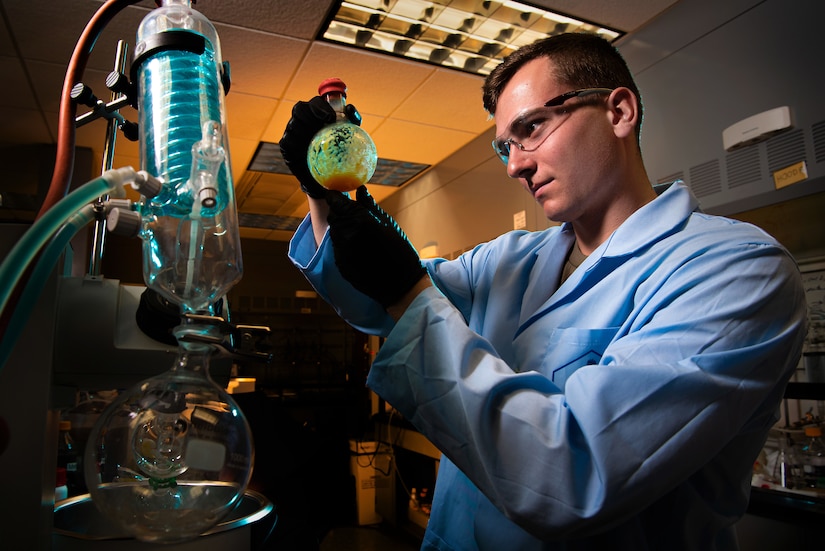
[
  {"left": 307, "top": 78, "right": 378, "bottom": 192},
  {"left": 56, "top": 420, "right": 80, "bottom": 497},
  {"left": 800, "top": 425, "right": 825, "bottom": 489}
]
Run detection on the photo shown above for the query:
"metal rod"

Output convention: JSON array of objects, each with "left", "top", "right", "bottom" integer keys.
[{"left": 89, "top": 39, "right": 129, "bottom": 277}]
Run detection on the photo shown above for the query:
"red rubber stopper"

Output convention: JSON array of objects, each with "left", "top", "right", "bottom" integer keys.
[{"left": 318, "top": 78, "right": 347, "bottom": 97}]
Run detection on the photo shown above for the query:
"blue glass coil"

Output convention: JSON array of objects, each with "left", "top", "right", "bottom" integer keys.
[{"left": 138, "top": 40, "right": 227, "bottom": 217}]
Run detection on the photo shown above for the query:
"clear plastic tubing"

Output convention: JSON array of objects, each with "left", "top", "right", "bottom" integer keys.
[{"left": 0, "top": 205, "right": 96, "bottom": 371}]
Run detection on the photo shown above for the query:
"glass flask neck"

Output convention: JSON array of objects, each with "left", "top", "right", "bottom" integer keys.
[
  {"left": 159, "top": 0, "right": 193, "bottom": 7},
  {"left": 325, "top": 92, "right": 347, "bottom": 121},
  {"left": 172, "top": 322, "right": 221, "bottom": 375},
  {"left": 307, "top": 82, "right": 377, "bottom": 192}
]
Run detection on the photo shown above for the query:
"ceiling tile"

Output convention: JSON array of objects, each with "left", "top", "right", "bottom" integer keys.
[
  {"left": 266, "top": 185, "right": 308, "bottom": 218},
  {"left": 239, "top": 196, "right": 291, "bottom": 215},
  {"left": 371, "top": 118, "right": 477, "bottom": 166},
  {"left": 531, "top": 0, "right": 680, "bottom": 34},
  {"left": 0, "top": 106, "right": 52, "bottom": 148},
  {"left": 0, "top": 57, "right": 38, "bottom": 109},
  {"left": 238, "top": 226, "right": 276, "bottom": 240},
  {"left": 225, "top": 93, "right": 277, "bottom": 141},
  {"left": 6, "top": 0, "right": 149, "bottom": 71},
  {"left": 217, "top": 26, "right": 309, "bottom": 98},
  {"left": 282, "top": 42, "right": 437, "bottom": 116},
  {"left": 259, "top": 100, "right": 292, "bottom": 144},
  {"left": 199, "top": 0, "right": 336, "bottom": 40},
  {"left": 393, "top": 68, "right": 492, "bottom": 133},
  {"left": 228, "top": 136, "right": 260, "bottom": 187},
  {"left": 265, "top": 229, "right": 295, "bottom": 241}
]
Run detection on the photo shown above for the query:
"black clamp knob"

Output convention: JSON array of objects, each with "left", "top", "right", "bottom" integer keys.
[
  {"left": 106, "top": 70, "right": 137, "bottom": 109},
  {"left": 72, "top": 80, "right": 139, "bottom": 141},
  {"left": 70, "top": 83, "right": 100, "bottom": 108}
]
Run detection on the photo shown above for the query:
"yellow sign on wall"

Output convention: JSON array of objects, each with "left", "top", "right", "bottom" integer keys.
[{"left": 773, "top": 161, "right": 808, "bottom": 189}]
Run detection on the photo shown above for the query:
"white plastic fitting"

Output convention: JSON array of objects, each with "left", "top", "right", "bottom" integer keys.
[{"left": 107, "top": 206, "right": 142, "bottom": 237}]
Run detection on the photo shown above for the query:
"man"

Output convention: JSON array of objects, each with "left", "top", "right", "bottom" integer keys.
[{"left": 280, "top": 33, "right": 806, "bottom": 550}]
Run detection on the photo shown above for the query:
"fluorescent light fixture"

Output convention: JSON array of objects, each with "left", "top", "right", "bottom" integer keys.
[
  {"left": 320, "top": 0, "right": 622, "bottom": 75},
  {"left": 248, "top": 141, "right": 430, "bottom": 188}
]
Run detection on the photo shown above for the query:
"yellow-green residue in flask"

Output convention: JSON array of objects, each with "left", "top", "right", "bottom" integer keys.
[{"left": 307, "top": 78, "right": 377, "bottom": 192}]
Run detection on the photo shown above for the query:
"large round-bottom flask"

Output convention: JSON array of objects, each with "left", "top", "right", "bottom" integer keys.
[
  {"left": 307, "top": 78, "right": 377, "bottom": 192},
  {"left": 84, "top": 323, "right": 254, "bottom": 543}
]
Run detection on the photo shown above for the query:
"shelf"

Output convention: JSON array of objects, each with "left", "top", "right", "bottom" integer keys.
[
  {"left": 783, "top": 382, "right": 825, "bottom": 400},
  {"left": 374, "top": 420, "right": 440, "bottom": 460}
]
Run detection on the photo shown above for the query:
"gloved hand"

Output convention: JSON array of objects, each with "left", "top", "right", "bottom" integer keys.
[
  {"left": 279, "top": 96, "right": 363, "bottom": 199},
  {"left": 326, "top": 186, "right": 428, "bottom": 309}
]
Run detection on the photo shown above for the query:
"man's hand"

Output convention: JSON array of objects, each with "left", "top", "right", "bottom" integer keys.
[
  {"left": 326, "top": 186, "right": 428, "bottom": 309},
  {"left": 279, "top": 96, "right": 362, "bottom": 199}
]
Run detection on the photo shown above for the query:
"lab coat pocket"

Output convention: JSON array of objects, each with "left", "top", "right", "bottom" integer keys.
[{"left": 515, "top": 326, "right": 620, "bottom": 389}]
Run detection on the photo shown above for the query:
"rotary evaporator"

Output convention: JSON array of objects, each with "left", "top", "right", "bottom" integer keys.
[{"left": 0, "top": 0, "right": 273, "bottom": 546}]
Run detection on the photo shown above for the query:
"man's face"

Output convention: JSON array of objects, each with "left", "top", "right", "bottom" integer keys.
[{"left": 494, "top": 57, "right": 618, "bottom": 224}]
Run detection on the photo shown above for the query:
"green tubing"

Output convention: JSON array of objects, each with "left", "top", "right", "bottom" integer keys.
[
  {"left": 0, "top": 205, "right": 96, "bottom": 370},
  {"left": 0, "top": 166, "right": 135, "bottom": 325}
]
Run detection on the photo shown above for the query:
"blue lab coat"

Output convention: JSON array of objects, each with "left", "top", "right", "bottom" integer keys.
[{"left": 288, "top": 182, "right": 807, "bottom": 550}]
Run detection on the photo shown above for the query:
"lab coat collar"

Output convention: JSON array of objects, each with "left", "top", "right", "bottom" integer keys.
[
  {"left": 519, "top": 181, "right": 698, "bottom": 329},
  {"left": 561, "top": 180, "right": 698, "bottom": 263}
]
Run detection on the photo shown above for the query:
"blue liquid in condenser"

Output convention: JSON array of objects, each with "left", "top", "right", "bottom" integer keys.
[{"left": 138, "top": 39, "right": 227, "bottom": 217}]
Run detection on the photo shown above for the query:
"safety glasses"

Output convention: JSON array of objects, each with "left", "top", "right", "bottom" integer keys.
[{"left": 491, "top": 88, "right": 613, "bottom": 164}]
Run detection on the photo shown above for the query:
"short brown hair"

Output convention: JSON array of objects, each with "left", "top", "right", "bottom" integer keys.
[{"left": 482, "top": 33, "right": 643, "bottom": 144}]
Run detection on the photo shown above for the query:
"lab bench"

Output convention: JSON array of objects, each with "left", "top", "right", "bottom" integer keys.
[{"left": 738, "top": 380, "right": 825, "bottom": 549}]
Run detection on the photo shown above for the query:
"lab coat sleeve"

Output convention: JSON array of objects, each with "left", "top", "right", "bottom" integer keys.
[
  {"left": 287, "top": 214, "right": 395, "bottom": 336},
  {"left": 367, "top": 239, "right": 807, "bottom": 539}
]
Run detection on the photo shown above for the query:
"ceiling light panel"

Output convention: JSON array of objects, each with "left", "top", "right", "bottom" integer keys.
[{"left": 321, "top": 0, "right": 622, "bottom": 75}]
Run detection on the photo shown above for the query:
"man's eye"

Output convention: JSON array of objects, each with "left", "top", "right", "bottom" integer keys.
[{"left": 516, "top": 116, "right": 548, "bottom": 139}]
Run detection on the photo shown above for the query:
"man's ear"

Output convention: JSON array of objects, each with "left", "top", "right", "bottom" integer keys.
[{"left": 607, "top": 87, "right": 639, "bottom": 139}]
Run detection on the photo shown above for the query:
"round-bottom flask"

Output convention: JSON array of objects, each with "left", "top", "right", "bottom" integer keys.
[
  {"left": 84, "top": 323, "right": 253, "bottom": 543},
  {"left": 307, "top": 78, "right": 377, "bottom": 192}
]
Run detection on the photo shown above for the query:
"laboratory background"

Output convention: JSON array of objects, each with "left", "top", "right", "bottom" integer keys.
[{"left": 0, "top": 0, "right": 824, "bottom": 549}]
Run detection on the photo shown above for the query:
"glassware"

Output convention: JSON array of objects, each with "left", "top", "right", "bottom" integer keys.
[
  {"left": 134, "top": 0, "right": 241, "bottom": 314},
  {"left": 307, "top": 78, "right": 378, "bottom": 192},
  {"left": 136, "top": 0, "right": 227, "bottom": 208},
  {"left": 84, "top": 322, "right": 254, "bottom": 543},
  {"left": 772, "top": 433, "right": 802, "bottom": 489},
  {"left": 139, "top": 120, "right": 242, "bottom": 313},
  {"left": 800, "top": 425, "right": 825, "bottom": 489},
  {"left": 82, "top": 1, "right": 252, "bottom": 543}
]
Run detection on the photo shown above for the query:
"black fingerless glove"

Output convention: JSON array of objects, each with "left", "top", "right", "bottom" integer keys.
[
  {"left": 279, "top": 96, "right": 363, "bottom": 199},
  {"left": 326, "top": 186, "right": 427, "bottom": 309}
]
